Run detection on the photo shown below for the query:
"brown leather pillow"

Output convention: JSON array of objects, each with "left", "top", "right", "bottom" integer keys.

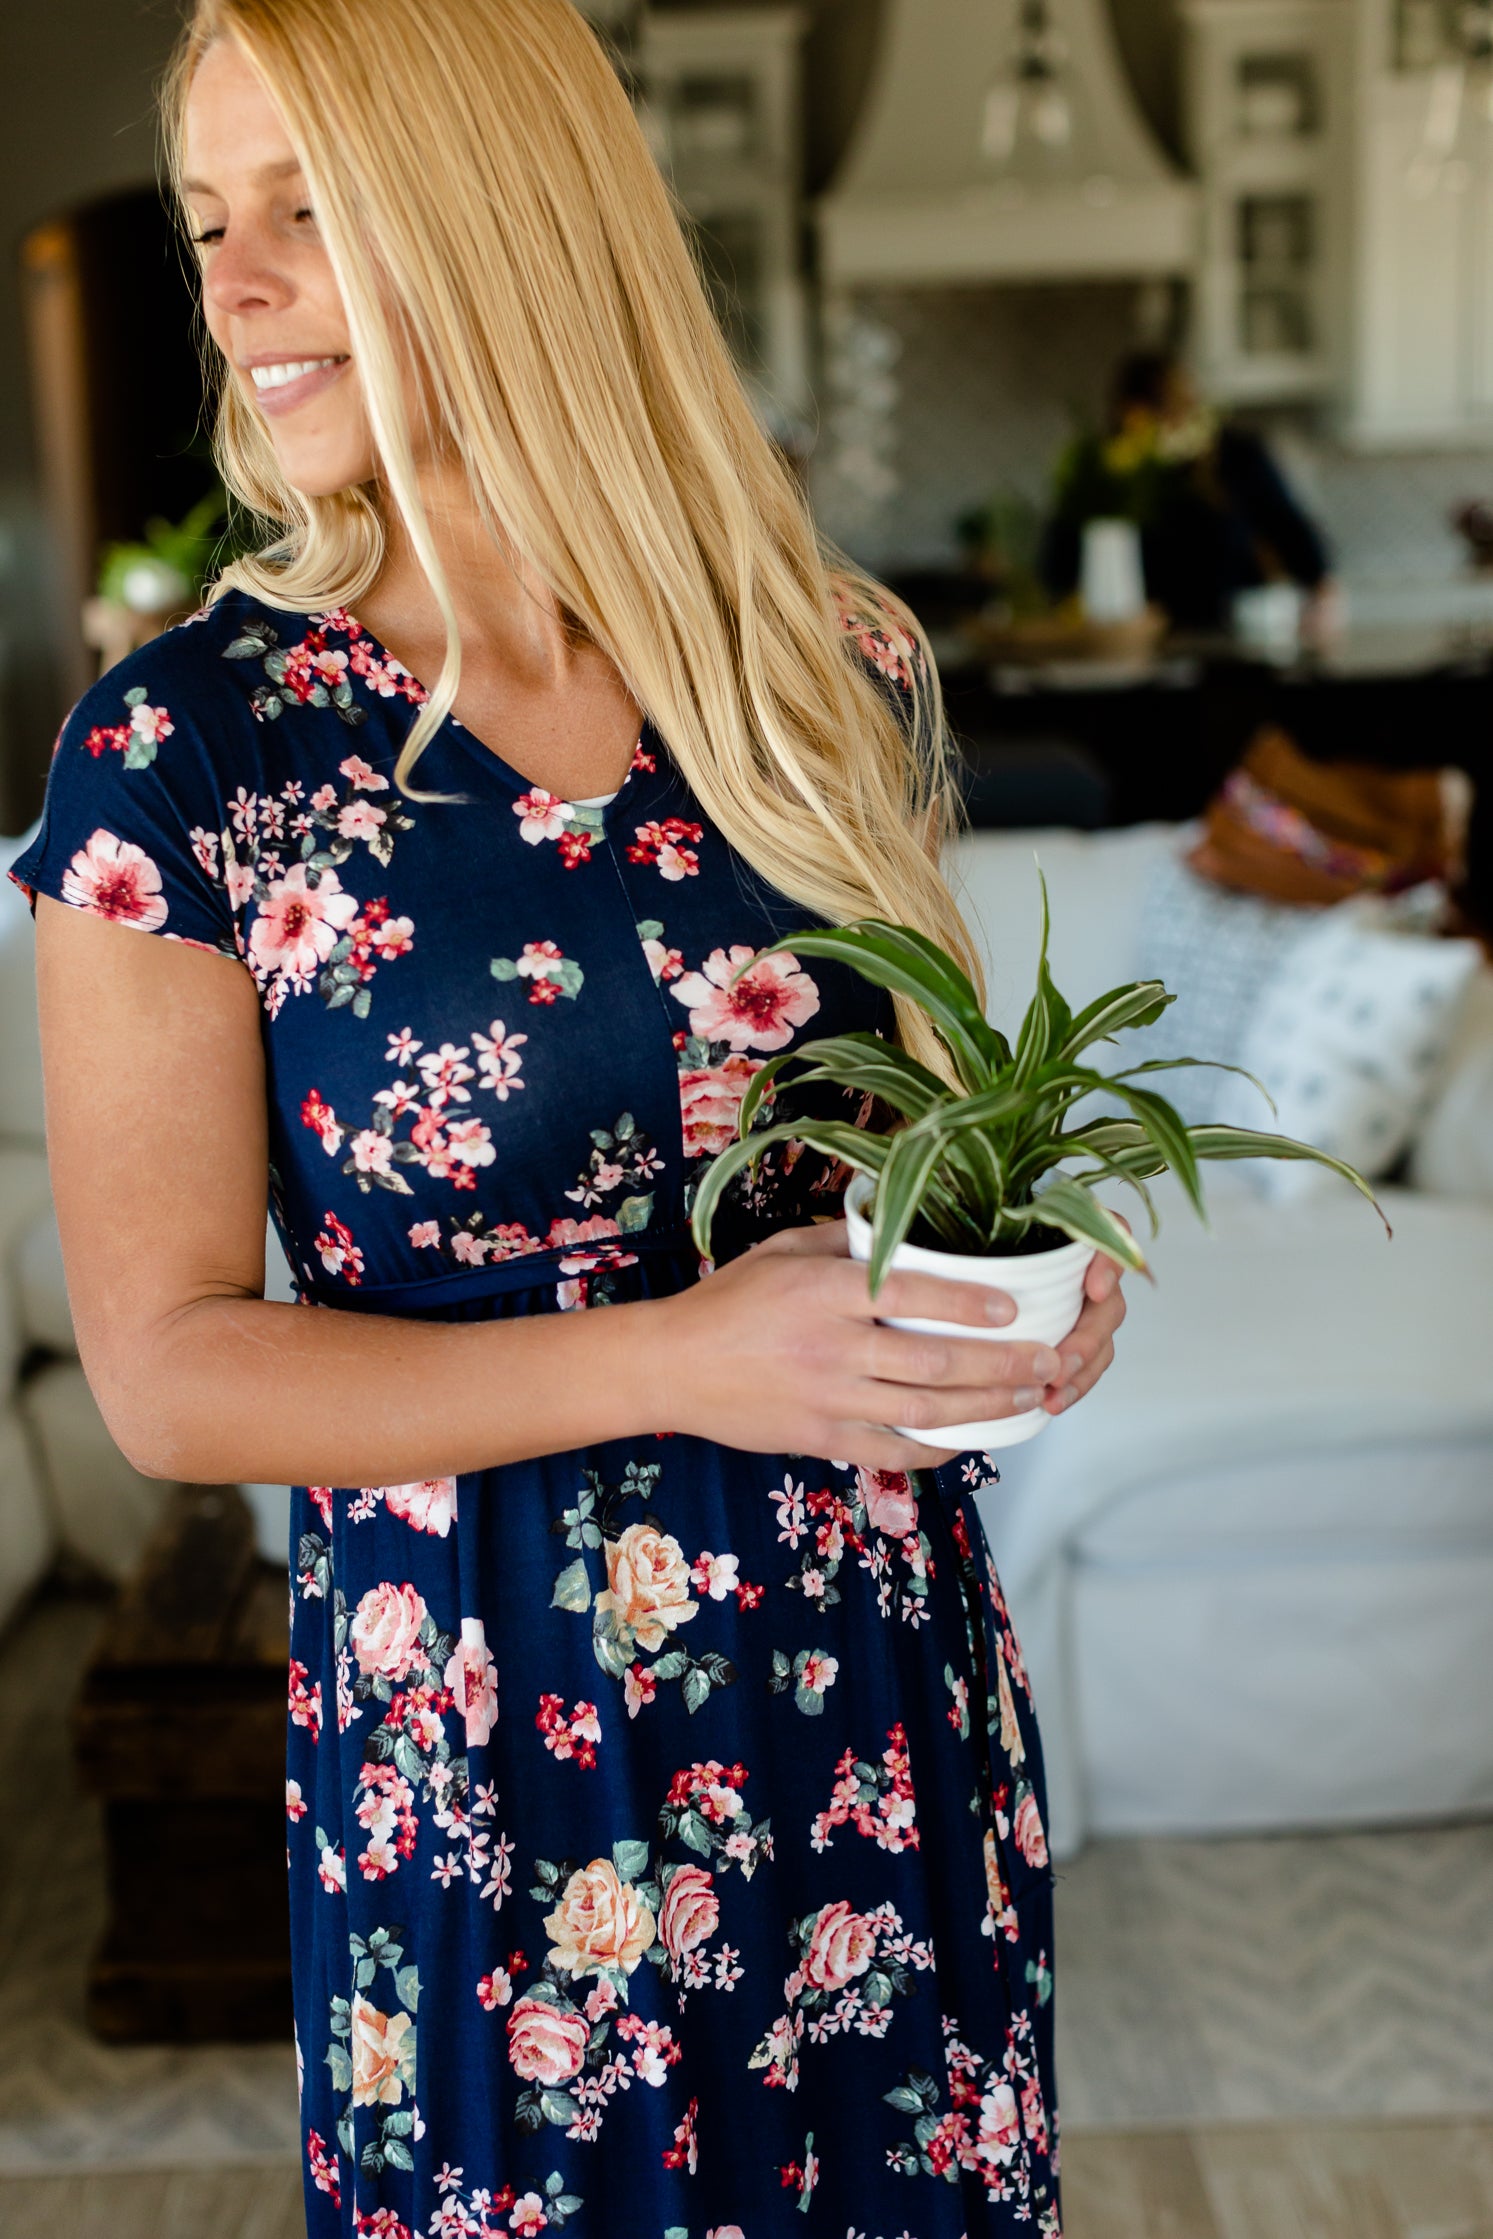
[{"left": 1188, "top": 725, "right": 1451, "bottom": 905}]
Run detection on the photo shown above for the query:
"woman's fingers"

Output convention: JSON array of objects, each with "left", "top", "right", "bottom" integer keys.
[{"left": 865, "top": 1323, "right": 1063, "bottom": 1394}]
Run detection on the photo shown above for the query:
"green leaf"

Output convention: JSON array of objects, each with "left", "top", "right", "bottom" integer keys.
[
  {"left": 794, "top": 1683, "right": 826, "bottom": 1716},
  {"left": 649, "top": 1649, "right": 688, "bottom": 1680},
  {"left": 394, "top": 1964, "right": 420, "bottom": 2012},
  {"left": 325, "top": 2045, "right": 353, "bottom": 2092},
  {"left": 740, "top": 1033, "right": 950, "bottom": 1134},
  {"left": 553, "top": 958, "right": 584, "bottom": 997},
  {"left": 616, "top": 1192, "right": 654, "bottom": 1233},
  {"left": 681, "top": 1664, "right": 712, "bottom": 1715},
  {"left": 1008, "top": 1177, "right": 1149, "bottom": 1273},
  {"left": 865, "top": 1123, "right": 951, "bottom": 1295},
  {"left": 689, "top": 1117, "right": 889, "bottom": 1261},
  {"left": 122, "top": 737, "right": 157, "bottom": 771},
  {"left": 742, "top": 922, "right": 1005, "bottom": 1091},
  {"left": 884, "top": 2083, "right": 928, "bottom": 2112},
  {"left": 1012, "top": 867, "right": 1070, "bottom": 1085},
  {"left": 611, "top": 1837, "right": 650, "bottom": 1880},
  {"left": 551, "top": 1557, "right": 593, "bottom": 1613},
  {"left": 1057, "top": 977, "right": 1174, "bottom": 1060},
  {"left": 490, "top": 956, "right": 519, "bottom": 980},
  {"left": 1187, "top": 1125, "right": 1391, "bottom": 1232},
  {"left": 636, "top": 919, "right": 664, "bottom": 941}
]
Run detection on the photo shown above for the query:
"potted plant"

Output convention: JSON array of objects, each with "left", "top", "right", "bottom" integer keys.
[{"left": 690, "top": 876, "right": 1388, "bottom": 1450}]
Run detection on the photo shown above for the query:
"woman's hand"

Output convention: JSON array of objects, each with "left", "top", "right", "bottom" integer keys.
[
  {"left": 654, "top": 1217, "right": 1122, "bottom": 1472},
  {"left": 1037, "top": 1245, "right": 1128, "bottom": 1418}
]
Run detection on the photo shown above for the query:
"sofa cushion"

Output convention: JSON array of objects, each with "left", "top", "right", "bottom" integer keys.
[
  {"left": 15, "top": 1204, "right": 72, "bottom": 1354},
  {"left": 1240, "top": 901, "right": 1481, "bottom": 1202},
  {"left": 0, "top": 822, "right": 46, "bottom": 1146},
  {"left": 0, "top": 1395, "right": 57, "bottom": 1635},
  {"left": 0, "top": 1147, "right": 53, "bottom": 1395},
  {"left": 944, "top": 821, "right": 1175, "bottom": 1035},
  {"left": 17, "top": 1358, "right": 171, "bottom": 1585},
  {"left": 1408, "top": 964, "right": 1493, "bottom": 1204}
]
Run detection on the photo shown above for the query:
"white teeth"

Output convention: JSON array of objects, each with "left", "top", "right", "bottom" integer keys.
[{"left": 249, "top": 357, "right": 343, "bottom": 390}]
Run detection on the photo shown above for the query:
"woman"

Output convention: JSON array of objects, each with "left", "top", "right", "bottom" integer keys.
[{"left": 12, "top": 2, "right": 1125, "bottom": 2230}]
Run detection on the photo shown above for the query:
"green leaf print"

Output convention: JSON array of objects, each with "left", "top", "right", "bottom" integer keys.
[
  {"left": 611, "top": 1838, "right": 650, "bottom": 1881},
  {"left": 616, "top": 1192, "right": 654, "bottom": 1233},
  {"left": 551, "top": 1557, "right": 593, "bottom": 1613}
]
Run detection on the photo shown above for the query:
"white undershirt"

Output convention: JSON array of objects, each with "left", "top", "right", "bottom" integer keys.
[{"left": 569, "top": 790, "right": 618, "bottom": 807}]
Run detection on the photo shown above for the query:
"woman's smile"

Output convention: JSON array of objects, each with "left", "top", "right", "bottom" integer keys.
[{"left": 240, "top": 351, "right": 352, "bottom": 417}]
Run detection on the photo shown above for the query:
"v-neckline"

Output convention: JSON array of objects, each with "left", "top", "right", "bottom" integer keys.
[{"left": 340, "top": 607, "right": 652, "bottom": 813}]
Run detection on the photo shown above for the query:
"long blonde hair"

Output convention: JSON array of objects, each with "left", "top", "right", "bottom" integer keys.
[{"left": 160, "top": 0, "right": 984, "bottom": 1078}]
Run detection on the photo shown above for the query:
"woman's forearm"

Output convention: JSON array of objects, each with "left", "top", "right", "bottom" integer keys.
[{"left": 110, "top": 1289, "right": 671, "bottom": 1486}]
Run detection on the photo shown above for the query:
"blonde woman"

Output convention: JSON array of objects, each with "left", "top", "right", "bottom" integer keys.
[{"left": 12, "top": 1, "right": 1126, "bottom": 2229}]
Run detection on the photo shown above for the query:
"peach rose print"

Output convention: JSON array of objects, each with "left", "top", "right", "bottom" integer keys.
[
  {"left": 596, "top": 1523, "right": 697, "bottom": 1654},
  {"left": 349, "top": 1994, "right": 415, "bottom": 2108},
  {"left": 543, "top": 1858, "right": 656, "bottom": 1980}
]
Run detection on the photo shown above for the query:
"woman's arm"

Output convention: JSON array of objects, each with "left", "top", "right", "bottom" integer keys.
[{"left": 36, "top": 900, "right": 1072, "bottom": 1486}]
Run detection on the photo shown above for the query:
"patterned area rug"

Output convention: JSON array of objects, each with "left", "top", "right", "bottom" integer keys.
[{"left": 0, "top": 1592, "right": 1489, "bottom": 2171}]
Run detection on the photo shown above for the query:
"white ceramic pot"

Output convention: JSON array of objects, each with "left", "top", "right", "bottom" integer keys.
[{"left": 843, "top": 1169, "right": 1095, "bottom": 1450}]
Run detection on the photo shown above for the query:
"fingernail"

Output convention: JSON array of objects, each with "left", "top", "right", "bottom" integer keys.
[
  {"left": 1033, "top": 1348, "right": 1062, "bottom": 1383},
  {"left": 984, "top": 1291, "right": 1016, "bottom": 1324},
  {"left": 1056, "top": 1384, "right": 1079, "bottom": 1410},
  {"left": 1060, "top": 1352, "right": 1084, "bottom": 1380},
  {"left": 1012, "top": 1386, "right": 1038, "bottom": 1411}
]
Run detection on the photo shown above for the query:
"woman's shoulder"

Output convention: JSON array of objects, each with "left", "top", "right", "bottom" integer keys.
[{"left": 60, "top": 587, "right": 281, "bottom": 767}]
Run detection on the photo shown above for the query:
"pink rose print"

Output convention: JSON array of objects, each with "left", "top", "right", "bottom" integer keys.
[
  {"left": 382, "top": 1477, "right": 458, "bottom": 1537},
  {"left": 658, "top": 1865, "right": 719, "bottom": 1963},
  {"left": 857, "top": 1468, "right": 920, "bottom": 1538},
  {"left": 349, "top": 1582, "right": 429, "bottom": 1682},
  {"left": 61, "top": 829, "right": 168, "bottom": 931},
  {"left": 677, "top": 1053, "right": 765, "bottom": 1159},
  {"left": 443, "top": 1616, "right": 499, "bottom": 1747},
  {"left": 505, "top": 1995, "right": 590, "bottom": 2085},
  {"left": 670, "top": 944, "right": 820, "bottom": 1052},
  {"left": 248, "top": 862, "right": 359, "bottom": 987},
  {"left": 802, "top": 1899, "right": 876, "bottom": 1994}
]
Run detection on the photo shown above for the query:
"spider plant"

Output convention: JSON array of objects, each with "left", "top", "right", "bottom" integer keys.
[{"left": 689, "top": 873, "right": 1388, "bottom": 1296}]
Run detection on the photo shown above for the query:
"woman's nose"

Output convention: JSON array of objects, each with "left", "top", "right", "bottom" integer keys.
[{"left": 202, "top": 232, "right": 295, "bottom": 320}]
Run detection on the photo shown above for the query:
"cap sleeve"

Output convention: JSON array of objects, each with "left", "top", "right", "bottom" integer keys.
[{"left": 7, "top": 635, "right": 243, "bottom": 962}]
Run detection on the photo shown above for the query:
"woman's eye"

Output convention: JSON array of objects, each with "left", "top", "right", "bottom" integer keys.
[{"left": 188, "top": 207, "right": 312, "bottom": 247}]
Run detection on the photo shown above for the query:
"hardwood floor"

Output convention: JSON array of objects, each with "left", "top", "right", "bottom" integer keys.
[
  {"left": 2, "top": 2122, "right": 1491, "bottom": 2239},
  {"left": 0, "top": 2162, "right": 306, "bottom": 2239},
  {"left": 1062, "top": 2117, "right": 1493, "bottom": 2239}
]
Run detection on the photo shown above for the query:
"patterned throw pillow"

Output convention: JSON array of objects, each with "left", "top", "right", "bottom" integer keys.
[
  {"left": 1131, "top": 841, "right": 1318, "bottom": 1130},
  {"left": 1238, "top": 902, "right": 1482, "bottom": 1203}
]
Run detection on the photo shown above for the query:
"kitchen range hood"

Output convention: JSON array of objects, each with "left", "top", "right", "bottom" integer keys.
[{"left": 816, "top": 0, "right": 1197, "bottom": 287}]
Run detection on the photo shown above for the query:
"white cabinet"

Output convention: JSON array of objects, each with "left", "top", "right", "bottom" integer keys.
[
  {"left": 1343, "top": 60, "right": 1493, "bottom": 444},
  {"left": 1182, "top": 0, "right": 1352, "bottom": 402},
  {"left": 637, "top": 9, "right": 812, "bottom": 443}
]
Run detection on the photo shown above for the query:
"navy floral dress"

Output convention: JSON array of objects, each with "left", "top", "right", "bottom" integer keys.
[{"left": 9, "top": 587, "right": 1061, "bottom": 2239}]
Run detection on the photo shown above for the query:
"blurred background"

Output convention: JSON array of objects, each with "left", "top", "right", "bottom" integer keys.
[{"left": 0, "top": 1, "right": 1491, "bottom": 2234}]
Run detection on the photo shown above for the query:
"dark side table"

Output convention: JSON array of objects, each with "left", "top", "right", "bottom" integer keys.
[{"left": 71, "top": 1483, "right": 292, "bottom": 2042}]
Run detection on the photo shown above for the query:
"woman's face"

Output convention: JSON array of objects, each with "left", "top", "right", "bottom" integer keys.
[{"left": 182, "top": 39, "right": 379, "bottom": 498}]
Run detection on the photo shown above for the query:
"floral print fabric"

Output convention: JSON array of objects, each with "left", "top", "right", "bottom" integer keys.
[{"left": 9, "top": 589, "right": 1061, "bottom": 2237}]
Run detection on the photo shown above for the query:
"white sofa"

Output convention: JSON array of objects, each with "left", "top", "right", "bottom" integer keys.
[{"left": 947, "top": 824, "right": 1493, "bottom": 1858}]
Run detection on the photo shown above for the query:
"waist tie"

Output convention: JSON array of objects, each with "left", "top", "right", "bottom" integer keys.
[{"left": 293, "top": 1227, "right": 700, "bottom": 1316}]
